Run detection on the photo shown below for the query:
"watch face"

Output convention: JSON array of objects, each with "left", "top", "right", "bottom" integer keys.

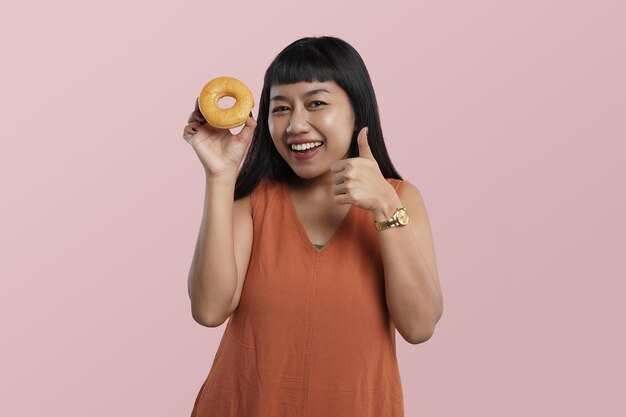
[{"left": 397, "top": 208, "right": 409, "bottom": 225}]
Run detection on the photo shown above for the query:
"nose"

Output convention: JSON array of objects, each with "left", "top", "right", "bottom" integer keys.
[{"left": 286, "top": 105, "right": 310, "bottom": 136}]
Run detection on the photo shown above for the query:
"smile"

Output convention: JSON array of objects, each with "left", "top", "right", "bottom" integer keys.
[{"left": 290, "top": 143, "right": 323, "bottom": 160}]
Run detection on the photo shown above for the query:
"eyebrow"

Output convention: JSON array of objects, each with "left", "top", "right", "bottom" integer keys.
[{"left": 270, "top": 88, "right": 330, "bottom": 102}]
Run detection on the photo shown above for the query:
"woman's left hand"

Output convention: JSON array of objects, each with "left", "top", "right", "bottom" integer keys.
[{"left": 330, "top": 127, "right": 399, "bottom": 213}]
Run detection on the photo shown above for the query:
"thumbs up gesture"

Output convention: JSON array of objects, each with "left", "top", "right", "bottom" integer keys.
[{"left": 330, "top": 127, "right": 397, "bottom": 212}]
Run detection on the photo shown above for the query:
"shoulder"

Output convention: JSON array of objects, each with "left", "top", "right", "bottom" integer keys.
[
  {"left": 385, "top": 178, "right": 428, "bottom": 218},
  {"left": 385, "top": 178, "right": 414, "bottom": 196},
  {"left": 248, "top": 177, "right": 280, "bottom": 215}
]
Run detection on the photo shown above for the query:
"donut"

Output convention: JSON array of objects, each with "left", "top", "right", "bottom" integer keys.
[{"left": 198, "top": 76, "right": 254, "bottom": 129}]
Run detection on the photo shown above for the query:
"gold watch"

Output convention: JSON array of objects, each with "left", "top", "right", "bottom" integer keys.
[{"left": 374, "top": 207, "right": 410, "bottom": 231}]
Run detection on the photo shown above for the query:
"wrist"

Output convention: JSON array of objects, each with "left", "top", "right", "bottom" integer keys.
[
  {"left": 205, "top": 172, "right": 238, "bottom": 187},
  {"left": 372, "top": 194, "right": 403, "bottom": 222}
]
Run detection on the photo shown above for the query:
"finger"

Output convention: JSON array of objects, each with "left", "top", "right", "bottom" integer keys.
[
  {"left": 188, "top": 98, "right": 206, "bottom": 123},
  {"left": 194, "top": 98, "right": 207, "bottom": 120},
  {"left": 197, "top": 118, "right": 230, "bottom": 136},
  {"left": 182, "top": 126, "right": 196, "bottom": 141},
  {"left": 182, "top": 128, "right": 194, "bottom": 141},
  {"left": 188, "top": 109, "right": 206, "bottom": 124},
  {"left": 187, "top": 120, "right": 204, "bottom": 129},
  {"left": 236, "top": 112, "right": 257, "bottom": 143},
  {"left": 193, "top": 106, "right": 206, "bottom": 121},
  {"left": 183, "top": 124, "right": 198, "bottom": 134}
]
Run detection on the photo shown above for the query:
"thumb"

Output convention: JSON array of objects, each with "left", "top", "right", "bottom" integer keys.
[
  {"left": 237, "top": 111, "right": 257, "bottom": 144},
  {"left": 357, "top": 127, "right": 373, "bottom": 159}
]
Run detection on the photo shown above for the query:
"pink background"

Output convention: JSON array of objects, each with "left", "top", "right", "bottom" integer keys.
[{"left": 2, "top": 0, "right": 624, "bottom": 416}]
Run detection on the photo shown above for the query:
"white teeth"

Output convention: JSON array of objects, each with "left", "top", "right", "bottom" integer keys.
[{"left": 290, "top": 141, "right": 322, "bottom": 151}]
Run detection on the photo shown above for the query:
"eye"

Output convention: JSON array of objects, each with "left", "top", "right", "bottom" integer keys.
[{"left": 271, "top": 101, "right": 326, "bottom": 113}]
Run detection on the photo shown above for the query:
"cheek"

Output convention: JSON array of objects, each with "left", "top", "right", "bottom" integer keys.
[
  {"left": 319, "top": 111, "right": 354, "bottom": 135},
  {"left": 322, "top": 138, "right": 352, "bottom": 162},
  {"left": 319, "top": 117, "right": 354, "bottom": 149},
  {"left": 267, "top": 119, "right": 277, "bottom": 135},
  {"left": 317, "top": 112, "right": 341, "bottom": 128}
]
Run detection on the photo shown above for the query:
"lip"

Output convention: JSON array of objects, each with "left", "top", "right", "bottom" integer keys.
[{"left": 290, "top": 142, "right": 323, "bottom": 160}]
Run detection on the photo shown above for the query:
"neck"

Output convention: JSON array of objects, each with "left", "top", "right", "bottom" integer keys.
[{"left": 289, "top": 171, "right": 334, "bottom": 194}]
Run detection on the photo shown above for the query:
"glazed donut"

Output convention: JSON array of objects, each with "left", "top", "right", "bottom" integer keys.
[{"left": 198, "top": 76, "right": 254, "bottom": 129}]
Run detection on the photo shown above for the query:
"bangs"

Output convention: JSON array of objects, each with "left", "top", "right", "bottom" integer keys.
[{"left": 266, "top": 46, "right": 338, "bottom": 86}]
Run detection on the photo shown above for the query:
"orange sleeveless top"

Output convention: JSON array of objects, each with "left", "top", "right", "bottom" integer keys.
[{"left": 191, "top": 177, "right": 406, "bottom": 417}]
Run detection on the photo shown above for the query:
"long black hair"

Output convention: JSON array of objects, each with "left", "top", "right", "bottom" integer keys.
[{"left": 234, "top": 35, "right": 403, "bottom": 200}]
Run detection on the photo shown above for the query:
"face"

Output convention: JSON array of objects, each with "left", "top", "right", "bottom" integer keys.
[{"left": 268, "top": 80, "right": 356, "bottom": 184}]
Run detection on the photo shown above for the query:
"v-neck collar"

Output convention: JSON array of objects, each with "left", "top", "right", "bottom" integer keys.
[{"left": 281, "top": 181, "right": 356, "bottom": 255}]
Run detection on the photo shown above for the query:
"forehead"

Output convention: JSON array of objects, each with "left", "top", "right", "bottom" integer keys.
[{"left": 269, "top": 81, "right": 340, "bottom": 101}]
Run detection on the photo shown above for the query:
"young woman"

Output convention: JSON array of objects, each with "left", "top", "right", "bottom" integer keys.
[{"left": 182, "top": 35, "right": 443, "bottom": 417}]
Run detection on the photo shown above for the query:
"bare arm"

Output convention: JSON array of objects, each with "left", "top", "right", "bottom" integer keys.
[
  {"left": 373, "top": 181, "right": 443, "bottom": 344},
  {"left": 182, "top": 99, "right": 256, "bottom": 327},
  {"left": 187, "top": 175, "right": 239, "bottom": 326}
]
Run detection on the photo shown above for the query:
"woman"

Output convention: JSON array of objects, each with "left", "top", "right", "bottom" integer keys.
[{"left": 183, "top": 35, "right": 443, "bottom": 417}]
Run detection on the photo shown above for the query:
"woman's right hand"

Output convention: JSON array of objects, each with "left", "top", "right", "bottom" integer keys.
[{"left": 182, "top": 97, "right": 257, "bottom": 178}]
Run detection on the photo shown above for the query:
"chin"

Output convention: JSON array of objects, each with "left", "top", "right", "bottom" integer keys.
[{"left": 291, "top": 167, "right": 323, "bottom": 179}]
